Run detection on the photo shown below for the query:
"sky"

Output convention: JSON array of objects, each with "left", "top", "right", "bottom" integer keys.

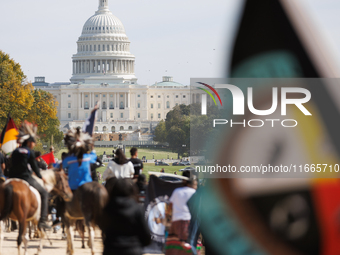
[{"left": 1, "top": 0, "right": 340, "bottom": 85}]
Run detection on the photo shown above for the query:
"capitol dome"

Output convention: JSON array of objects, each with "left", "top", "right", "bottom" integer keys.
[
  {"left": 82, "top": 12, "right": 126, "bottom": 35},
  {"left": 70, "top": 0, "right": 137, "bottom": 85}
]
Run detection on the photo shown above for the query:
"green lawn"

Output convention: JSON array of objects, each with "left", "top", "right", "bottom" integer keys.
[
  {"left": 55, "top": 147, "right": 185, "bottom": 182},
  {"left": 94, "top": 163, "right": 190, "bottom": 182},
  {"left": 55, "top": 147, "right": 179, "bottom": 162}
]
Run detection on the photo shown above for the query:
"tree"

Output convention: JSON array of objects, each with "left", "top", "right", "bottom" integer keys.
[
  {"left": 0, "top": 51, "right": 62, "bottom": 147},
  {"left": 154, "top": 120, "right": 167, "bottom": 143},
  {"left": 26, "top": 89, "right": 59, "bottom": 132},
  {"left": 0, "top": 51, "right": 34, "bottom": 128},
  {"left": 154, "top": 102, "right": 222, "bottom": 156},
  {"left": 166, "top": 126, "right": 186, "bottom": 154}
]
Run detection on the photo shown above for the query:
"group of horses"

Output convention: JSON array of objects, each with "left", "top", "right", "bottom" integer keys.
[{"left": 0, "top": 169, "right": 109, "bottom": 255}]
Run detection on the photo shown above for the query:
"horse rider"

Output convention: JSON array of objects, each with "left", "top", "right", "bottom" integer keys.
[
  {"left": 9, "top": 121, "right": 51, "bottom": 229},
  {"left": 62, "top": 128, "right": 97, "bottom": 192}
]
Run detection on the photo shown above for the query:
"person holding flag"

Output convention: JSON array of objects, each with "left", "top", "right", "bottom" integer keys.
[{"left": 9, "top": 121, "right": 51, "bottom": 229}]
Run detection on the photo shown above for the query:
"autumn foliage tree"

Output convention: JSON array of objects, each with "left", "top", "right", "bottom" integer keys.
[{"left": 0, "top": 51, "right": 63, "bottom": 145}]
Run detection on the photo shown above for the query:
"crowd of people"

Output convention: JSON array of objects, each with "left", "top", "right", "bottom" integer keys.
[{"left": 0, "top": 122, "right": 198, "bottom": 255}]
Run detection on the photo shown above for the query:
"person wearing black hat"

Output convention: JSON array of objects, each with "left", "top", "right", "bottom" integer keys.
[{"left": 9, "top": 121, "right": 51, "bottom": 229}]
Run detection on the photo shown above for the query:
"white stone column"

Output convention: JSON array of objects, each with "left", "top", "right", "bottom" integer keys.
[
  {"left": 78, "top": 93, "right": 81, "bottom": 119},
  {"left": 92, "top": 92, "right": 94, "bottom": 108},
  {"left": 82, "top": 92, "right": 84, "bottom": 108},
  {"left": 90, "top": 60, "right": 93, "bottom": 73},
  {"left": 116, "top": 93, "right": 118, "bottom": 108},
  {"left": 99, "top": 93, "right": 102, "bottom": 109},
  {"left": 128, "top": 92, "right": 130, "bottom": 108},
  {"left": 106, "top": 93, "right": 109, "bottom": 109},
  {"left": 125, "top": 92, "right": 127, "bottom": 108},
  {"left": 78, "top": 93, "right": 81, "bottom": 108}
]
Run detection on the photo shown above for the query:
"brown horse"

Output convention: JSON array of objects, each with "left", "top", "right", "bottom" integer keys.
[
  {"left": 64, "top": 181, "right": 108, "bottom": 255},
  {"left": 0, "top": 170, "right": 72, "bottom": 255}
]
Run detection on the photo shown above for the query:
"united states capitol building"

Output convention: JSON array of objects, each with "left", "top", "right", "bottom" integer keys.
[{"left": 33, "top": 0, "right": 204, "bottom": 139}]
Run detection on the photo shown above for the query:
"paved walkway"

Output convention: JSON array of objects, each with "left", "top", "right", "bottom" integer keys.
[{"left": 1, "top": 228, "right": 103, "bottom": 255}]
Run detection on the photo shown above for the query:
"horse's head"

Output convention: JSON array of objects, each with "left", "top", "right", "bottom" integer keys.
[{"left": 53, "top": 170, "right": 73, "bottom": 202}]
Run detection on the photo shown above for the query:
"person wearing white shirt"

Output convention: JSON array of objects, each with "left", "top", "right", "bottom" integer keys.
[
  {"left": 103, "top": 148, "right": 134, "bottom": 179},
  {"left": 166, "top": 170, "right": 196, "bottom": 253}
]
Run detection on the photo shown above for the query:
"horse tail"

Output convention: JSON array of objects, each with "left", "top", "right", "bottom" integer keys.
[{"left": 0, "top": 184, "right": 13, "bottom": 221}]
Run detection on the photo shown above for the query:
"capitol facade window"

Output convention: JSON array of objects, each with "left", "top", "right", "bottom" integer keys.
[
  {"left": 138, "top": 113, "right": 140, "bottom": 118},
  {"left": 166, "top": 101, "right": 170, "bottom": 108},
  {"left": 151, "top": 104, "right": 153, "bottom": 109}
]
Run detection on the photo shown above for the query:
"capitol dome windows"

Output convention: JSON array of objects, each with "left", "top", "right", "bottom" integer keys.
[
  {"left": 120, "top": 102, "right": 124, "bottom": 109},
  {"left": 110, "top": 101, "right": 114, "bottom": 109},
  {"left": 85, "top": 102, "right": 89, "bottom": 109},
  {"left": 167, "top": 101, "right": 170, "bottom": 108}
]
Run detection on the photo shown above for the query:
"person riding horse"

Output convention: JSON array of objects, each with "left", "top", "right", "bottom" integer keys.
[
  {"left": 8, "top": 121, "right": 51, "bottom": 230},
  {"left": 63, "top": 128, "right": 97, "bottom": 192}
]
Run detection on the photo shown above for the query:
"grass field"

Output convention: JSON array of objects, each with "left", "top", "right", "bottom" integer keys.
[
  {"left": 93, "top": 163, "right": 190, "bottom": 182},
  {"left": 55, "top": 147, "right": 179, "bottom": 162},
  {"left": 55, "top": 147, "right": 186, "bottom": 181}
]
